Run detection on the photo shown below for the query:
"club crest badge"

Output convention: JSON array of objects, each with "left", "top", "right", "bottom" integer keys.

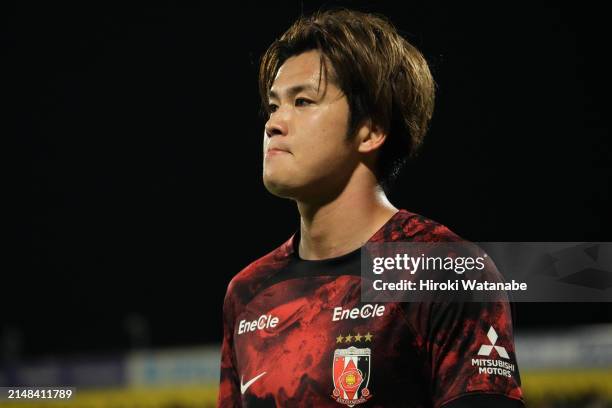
[{"left": 332, "top": 346, "right": 372, "bottom": 406}]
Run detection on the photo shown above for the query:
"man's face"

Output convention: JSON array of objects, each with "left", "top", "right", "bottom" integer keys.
[{"left": 262, "top": 50, "right": 359, "bottom": 201}]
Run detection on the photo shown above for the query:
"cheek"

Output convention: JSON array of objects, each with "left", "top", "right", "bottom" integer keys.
[
  {"left": 297, "top": 135, "right": 352, "bottom": 173},
  {"left": 306, "top": 116, "right": 349, "bottom": 154},
  {"left": 303, "top": 109, "right": 347, "bottom": 143}
]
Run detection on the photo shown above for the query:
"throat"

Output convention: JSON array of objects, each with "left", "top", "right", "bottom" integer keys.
[{"left": 298, "top": 205, "right": 398, "bottom": 260}]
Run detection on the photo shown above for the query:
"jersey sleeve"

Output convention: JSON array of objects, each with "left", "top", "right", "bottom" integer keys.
[
  {"left": 218, "top": 281, "right": 241, "bottom": 408},
  {"left": 428, "top": 299, "right": 524, "bottom": 408}
]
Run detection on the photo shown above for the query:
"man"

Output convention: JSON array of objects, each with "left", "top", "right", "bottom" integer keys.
[{"left": 219, "top": 9, "right": 524, "bottom": 407}]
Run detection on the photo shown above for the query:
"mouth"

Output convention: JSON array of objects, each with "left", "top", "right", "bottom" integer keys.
[{"left": 266, "top": 148, "right": 291, "bottom": 156}]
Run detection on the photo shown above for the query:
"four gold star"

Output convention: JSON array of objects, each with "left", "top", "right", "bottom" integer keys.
[{"left": 334, "top": 332, "right": 374, "bottom": 343}]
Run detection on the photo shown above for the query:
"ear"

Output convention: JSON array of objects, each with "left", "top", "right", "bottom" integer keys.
[{"left": 356, "top": 119, "right": 387, "bottom": 154}]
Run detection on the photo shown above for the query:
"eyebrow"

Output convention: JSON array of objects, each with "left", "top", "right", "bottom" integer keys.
[{"left": 268, "top": 84, "right": 320, "bottom": 101}]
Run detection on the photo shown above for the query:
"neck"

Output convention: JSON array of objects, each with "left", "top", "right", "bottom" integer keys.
[{"left": 296, "top": 175, "right": 398, "bottom": 260}]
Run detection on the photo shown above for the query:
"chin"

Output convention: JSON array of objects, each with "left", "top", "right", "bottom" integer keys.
[{"left": 262, "top": 176, "right": 299, "bottom": 199}]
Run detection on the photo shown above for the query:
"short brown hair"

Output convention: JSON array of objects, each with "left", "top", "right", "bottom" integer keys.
[{"left": 259, "top": 8, "right": 436, "bottom": 190}]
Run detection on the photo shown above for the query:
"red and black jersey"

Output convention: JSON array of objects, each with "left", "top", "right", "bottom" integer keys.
[{"left": 218, "top": 210, "right": 524, "bottom": 407}]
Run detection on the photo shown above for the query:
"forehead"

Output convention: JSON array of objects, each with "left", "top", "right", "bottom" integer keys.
[{"left": 270, "top": 50, "right": 331, "bottom": 94}]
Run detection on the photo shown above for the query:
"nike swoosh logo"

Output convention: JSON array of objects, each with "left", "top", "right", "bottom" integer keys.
[{"left": 240, "top": 371, "right": 267, "bottom": 395}]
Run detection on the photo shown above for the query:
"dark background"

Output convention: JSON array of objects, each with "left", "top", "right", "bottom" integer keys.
[{"left": 7, "top": 2, "right": 611, "bottom": 360}]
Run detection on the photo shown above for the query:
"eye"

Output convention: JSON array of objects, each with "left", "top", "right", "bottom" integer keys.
[
  {"left": 295, "top": 98, "right": 313, "bottom": 107},
  {"left": 268, "top": 103, "right": 278, "bottom": 113}
]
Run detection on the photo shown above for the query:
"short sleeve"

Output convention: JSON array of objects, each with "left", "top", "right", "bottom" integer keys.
[
  {"left": 218, "top": 282, "right": 242, "bottom": 407},
  {"left": 428, "top": 299, "right": 524, "bottom": 408}
]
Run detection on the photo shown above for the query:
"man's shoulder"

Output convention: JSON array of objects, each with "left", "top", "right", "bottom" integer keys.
[
  {"left": 225, "top": 235, "right": 295, "bottom": 302},
  {"left": 372, "top": 209, "right": 463, "bottom": 243}
]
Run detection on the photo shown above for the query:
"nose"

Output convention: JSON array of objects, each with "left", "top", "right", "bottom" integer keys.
[{"left": 264, "top": 110, "right": 288, "bottom": 138}]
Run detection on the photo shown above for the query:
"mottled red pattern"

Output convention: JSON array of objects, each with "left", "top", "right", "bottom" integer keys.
[{"left": 219, "top": 210, "right": 523, "bottom": 407}]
